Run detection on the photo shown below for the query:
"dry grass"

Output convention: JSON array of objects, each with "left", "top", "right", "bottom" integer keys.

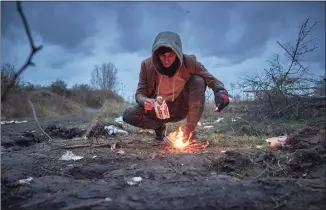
[
  {"left": 96, "top": 100, "right": 128, "bottom": 123},
  {"left": 1, "top": 89, "right": 86, "bottom": 119}
]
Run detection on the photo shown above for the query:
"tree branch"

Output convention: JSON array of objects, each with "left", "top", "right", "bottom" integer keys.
[{"left": 1, "top": 1, "right": 43, "bottom": 102}]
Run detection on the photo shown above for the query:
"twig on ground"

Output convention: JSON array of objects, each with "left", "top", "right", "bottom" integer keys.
[
  {"left": 253, "top": 158, "right": 275, "bottom": 179},
  {"left": 1, "top": 1, "right": 43, "bottom": 102}
]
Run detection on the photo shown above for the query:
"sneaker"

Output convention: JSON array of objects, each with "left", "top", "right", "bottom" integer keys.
[{"left": 155, "top": 124, "right": 169, "bottom": 142}]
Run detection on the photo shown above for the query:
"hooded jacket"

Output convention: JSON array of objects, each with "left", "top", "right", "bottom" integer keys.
[{"left": 135, "top": 31, "right": 225, "bottom": 106}]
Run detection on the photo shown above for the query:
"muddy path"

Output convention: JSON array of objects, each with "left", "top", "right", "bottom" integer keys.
[{"left": 1, "top": 116, "right": 325, "bottom": 210}]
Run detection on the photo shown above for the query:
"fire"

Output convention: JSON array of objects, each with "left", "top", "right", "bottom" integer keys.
[{"left": 168, "top": 127, "right": 190, "bottom": 149}]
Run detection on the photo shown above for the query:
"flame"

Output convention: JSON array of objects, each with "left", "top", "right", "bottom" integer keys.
[{"left": 169, "top": 127, "right": 190, "bottom": 149}]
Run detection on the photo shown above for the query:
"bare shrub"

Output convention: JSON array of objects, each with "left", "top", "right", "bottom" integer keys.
[{"left": 238, "top": 18, "right": 324, "bottom": 120}]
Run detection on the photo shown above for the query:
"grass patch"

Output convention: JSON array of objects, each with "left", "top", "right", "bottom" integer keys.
[{"left": 96, "top": 100, "right": 128, "bottom": 124}]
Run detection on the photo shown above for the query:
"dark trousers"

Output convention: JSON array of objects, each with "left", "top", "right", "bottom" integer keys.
[{"left": 122, "top": 75, "right": 206, "bottom": 130}]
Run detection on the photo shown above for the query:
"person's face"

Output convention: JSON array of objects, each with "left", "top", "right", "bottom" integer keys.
[{"left": 159, "top": 51, "right": 177, "bottom": 68}]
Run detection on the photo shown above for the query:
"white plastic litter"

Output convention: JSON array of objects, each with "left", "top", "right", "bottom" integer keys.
[
  {"left": 104, "top": 197, "right": 113, "bottom": 202},
  {"left": 18, "top": 177, "right": 33, "bottom": 184},
  {"left": 1, "top": 120, "right": 28, "bottom": 125},
  {"left": 127, "top": 177, "right": 143, "bottom": 186},
  {"left": 215, "top": 118, "right": 224, "bottom": 123},
  {"left": 203, "top": 126, "right": 214, "bottom": 129},
  {"left": 114, "top": 116, "right": 124, "bottom": 124},
  {"left": 105, "top": 125, "right": 128, "bottom": 135},
  {"left": 59, "top": 151, "right": 83, "bottom": 161}
]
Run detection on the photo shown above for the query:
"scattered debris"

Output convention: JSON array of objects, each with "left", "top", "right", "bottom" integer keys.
[
  {"left": 256, "top": 145, "right": 263, "bottom": 149},
  {"left": 18, "top": 177, "right": 33, "bottom": 184},
  {"left": 59, "top": 151, "right": 84, "bottom": 161},
  {"left": 111, "top": 143, "right": 125, "bottom": 155},
  {"left": 266, "top": 135, "right": 288, "bottom": 150},
  {"left": 215, "top": 118, "right": 224, "bottom": 123},
  {"left": 269, "top": 141, "right": 283, "bottom": 150},
  {"left": 197, "top": 122, "right": 202, "bottom": 127},
  {"left": 104, "top": 197, "right": 113, "bottom": 202},
  {"left": 139, "top": 129, "right": 155, "bottom": 135},
  {"left": 105, "top": 125, "right": 128, "bottom": 135},
  {"left": 92, "top": 155, "right": 97, "bottom": 159},
  {"left": 126, "top": 177, "right": 143, "bottom": 186},
  {"left": 1, "top": 120, "right": 28, "bottom": 125},
  {"left": 114, "top": 116, "right": 124, "bottom": 124},
  {"left": 203, "top": 125, "right": 214, "bottom": 129}
]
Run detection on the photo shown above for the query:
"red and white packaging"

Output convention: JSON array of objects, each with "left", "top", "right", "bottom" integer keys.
[{"left": 154, "top": 100, "right": 170, "bottom": 119}]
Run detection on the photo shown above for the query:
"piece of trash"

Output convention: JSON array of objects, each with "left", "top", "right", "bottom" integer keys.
[
  {"left": 1, "top": 120, "right": 28, "bottom": 125},
  {"left": 105, "top": 125, "right": 129, "bottom": 135},
  {"left": 215, "top": 118, "right": 224, "bottom": 123},
  {"left": 127, "top": 177, "right": 143, "bottom": 186},
  {"left": 203, "top": 125, "right": 214, "bottom": 129},
  {"left": 92, "top": 155, "right": 97, "bottom": 159},
  {"left": 117, "top": 150, "right": 125, "bottom": 155},
  {"left": 104, "top": 197, "right": 113, "bottom": 202},
  {"left": 139, "top": 129, "right": 155, "bottom": 135},
  {"left": 18, "top": 177, "right": 33, "bottom": 184},
  {"left": 221, "top": 150, "right": 227, "bottom": 153},
  {"left": 59, "top": 151, "right": 83, "bottom": 161},
  {"left": 67, "top": 164, "right": 74, "bottom": 167},
  {"left": 111, "top": 143, "right": 125, "bottom": 155},
  {"left": 265, "top": 135, "right": 287, "bottom": 145},
  {"left": 256, "top": 145, "right": 263, "bottom": 149},
  {"left": 197, "top": 122, "right": 202, "bottom": 127},
  {"left": 114, "top": 116, "right": 124, "bottom": 124},
  {"left": 266, "top": 135, "right": 287, "bottom": 150}
]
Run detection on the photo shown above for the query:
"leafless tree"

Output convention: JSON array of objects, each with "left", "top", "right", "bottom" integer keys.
[
  {"left": 90, "top": 62, "right": 118, "bottom": 92},
  {"left": 238, "top": 18, "right": 322, "bottom": 118}
]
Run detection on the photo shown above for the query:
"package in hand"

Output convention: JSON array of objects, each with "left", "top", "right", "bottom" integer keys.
[{"left": 154, "top": 100, "right": 170, "bottom": 119}]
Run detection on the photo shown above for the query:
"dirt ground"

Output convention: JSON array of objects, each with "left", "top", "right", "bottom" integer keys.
[{"left": 1, "top": 114, "right": 325, "bottom": 210}]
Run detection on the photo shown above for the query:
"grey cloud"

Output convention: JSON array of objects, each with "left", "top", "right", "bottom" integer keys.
[
  {"left": 2, "top": 1, "right": 98, "bottom": 52},
  {"left": 112, "top": 2, "right": 189, "bottom": 53},
  {"left": 111, "top": 1, "right": 324, "bottom": 65}
]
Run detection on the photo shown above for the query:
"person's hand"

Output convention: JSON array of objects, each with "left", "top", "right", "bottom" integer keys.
[
  {"left": 214, "top": 88, "right": 230, "bottom": 112},
  {"left": 144, "top": 98, "right": 156, "bottom": 111}
]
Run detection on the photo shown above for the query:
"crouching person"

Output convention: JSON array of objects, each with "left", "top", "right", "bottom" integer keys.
[{"left": 123, "top": 31, "right": 229, "bottom": 141}]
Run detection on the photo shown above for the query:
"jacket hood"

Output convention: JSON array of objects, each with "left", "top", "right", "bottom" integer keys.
[{"left": 152, "top": 31, "right": 183, "bottom": 75}]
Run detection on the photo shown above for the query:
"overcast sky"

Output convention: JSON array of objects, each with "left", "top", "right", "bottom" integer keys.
[{"left": 1, "top": 1, "right": 325, "bottom": 100}]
